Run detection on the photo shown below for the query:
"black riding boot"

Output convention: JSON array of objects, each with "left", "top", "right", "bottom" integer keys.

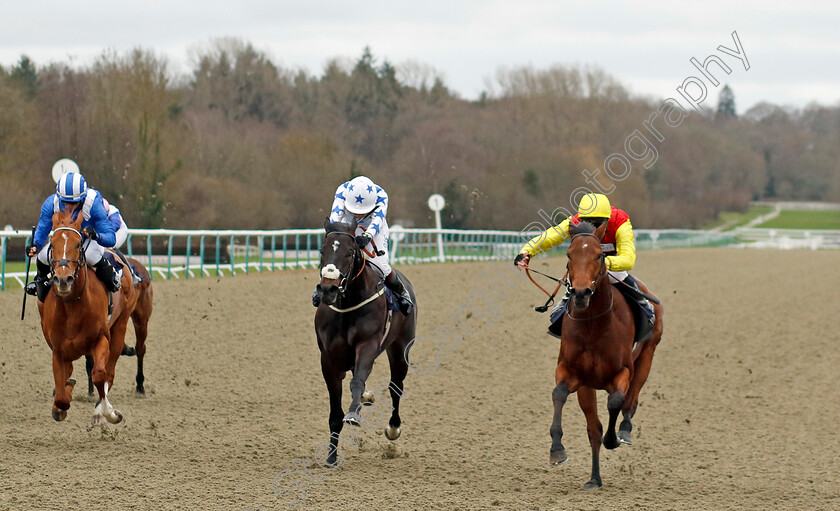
[
  {"left": 385, "top": 271, "right": 414, "bottom": 315},
  {"left": 547, "top": 288, "right": 571, "bottom": 339},
  {"left": 25, "top": 260, "right": 52, "bottom": 302},
  {"left": 623, "top": 275, "right": 655, "bottom": 327},
  {"left": 92, "top": 258, "right": 121, "bottom": 293}
]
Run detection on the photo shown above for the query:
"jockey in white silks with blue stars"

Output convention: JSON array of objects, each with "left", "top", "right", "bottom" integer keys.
[
  {"left": 312, "top": 175, "right": 414, "bottom": 315},
  {"left": 25, "top": 171, "right": 123, "bottom": 302}
]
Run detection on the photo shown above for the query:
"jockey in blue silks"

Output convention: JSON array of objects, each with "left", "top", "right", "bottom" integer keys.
[
  {"left": 25, "top": 171, "right": 122, "bottom": 302},
  {"left": 312, "top": 175, "right": 414, "bottom": 315}
]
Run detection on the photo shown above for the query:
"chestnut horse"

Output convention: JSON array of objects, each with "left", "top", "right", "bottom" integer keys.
[
  {"left": 315, "top": 219, "right": 417, "bottom": 465},
  {"left": 38, "top": 209, "right": 145, "bottom": 423},
  {"left": 549, "top": 220, "right": 663, "bottom": 489}
]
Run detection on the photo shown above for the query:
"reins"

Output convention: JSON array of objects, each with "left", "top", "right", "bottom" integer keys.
[{"left": 523, "top": 264, "right": 567, "bottom": 313}]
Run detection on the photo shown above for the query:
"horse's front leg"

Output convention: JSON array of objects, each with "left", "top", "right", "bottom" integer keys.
[
  {"left": 577, "top": 386, "right": 603, "bottom": 489},
  {"left": 344, "top": 342, "right": 378, "bottom": 427},
  {"left": 549, "top": 381, "right": 571, "bottom": 465},
  {"left": 51, "top": 352, "right": 75, "bottom": 421},
  {"left": 91, "top": 334, "right": 122, "bottom": 425},
  {"left": 321, "top": 355, "right": 346, "bottom": 466},
  {"left": 603, "top": 367, "right": 631, "bottom": 450}
]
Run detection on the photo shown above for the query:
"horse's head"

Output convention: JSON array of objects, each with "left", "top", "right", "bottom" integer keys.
[
  {"left": 317, "top": 218, "right": 362, "bottom": 306},
  {"left": 566, "top": 220, "right": 608, "bottom": 310},
  {"left": 49, "top": 208, "right": 85, "bottom": 297}
]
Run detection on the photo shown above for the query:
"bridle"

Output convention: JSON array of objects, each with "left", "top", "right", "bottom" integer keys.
[
  {"left": 565, "top": 232, "right": 612, "bottom": 321},
  {"left": 321, "top": 231, "right": 367, "bottom": 296},
  {"left": 48, "top": 226, "right": 89, "bottom": 301}
]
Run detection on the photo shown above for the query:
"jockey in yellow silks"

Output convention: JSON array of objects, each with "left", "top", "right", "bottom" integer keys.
[{"left": 514, "top": 193, "right": 654, "bottom": 338}]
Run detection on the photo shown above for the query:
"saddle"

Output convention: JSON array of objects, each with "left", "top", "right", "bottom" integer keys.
[
  {"left": 548, "top": 284, "right": 654, "bottom": 344},
  {"left": 105, "top": 249, "right": 143, "bottom": 286}
]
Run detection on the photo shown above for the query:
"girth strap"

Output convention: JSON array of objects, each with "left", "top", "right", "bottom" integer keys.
[{"left": 328, "top": 288, "right": 385, "bottom": 313}]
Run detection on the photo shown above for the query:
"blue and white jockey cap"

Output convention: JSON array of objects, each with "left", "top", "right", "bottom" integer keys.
[{"left": 56, "top": 172, "right": 88, "bottom": 203}]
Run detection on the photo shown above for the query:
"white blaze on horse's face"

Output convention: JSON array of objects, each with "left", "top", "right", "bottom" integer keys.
[
  {"left": 321, "top": 263, "right": 341, "bottom": 280},
  {"left": 333, "top": 240, "right": 340, "bottom": 252}
]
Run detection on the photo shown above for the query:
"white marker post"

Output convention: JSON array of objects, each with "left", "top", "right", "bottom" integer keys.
[
  {"left": 427, "top": 194, "right": 445, "bottom": 262},
  {"left": 51, "top": 158, "right": 80, "bottom": 184}
]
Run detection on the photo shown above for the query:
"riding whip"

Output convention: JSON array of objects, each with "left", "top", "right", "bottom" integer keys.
[{"left": 20, "top": 226, "right": 35, "bottom": 320}]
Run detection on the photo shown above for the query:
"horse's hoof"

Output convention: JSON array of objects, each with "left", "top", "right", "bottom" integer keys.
[
  {"left": 603, "top": 433, "right": 620, "bottom": 450},
  {"left": 122, "top": 346, "right": 136, "bottom": 357},
  {"left": 107, "top": 410, "right": 123, "bottom": 424},
  {"left": 583, "top": 479, "right": 602, "bottom": 490},
  {"left": 52, "top": 408, "right": 67, "bottom": 422},
  {"left": 618, "top": 430, "right": 632, "bottom": 445},
  {"left": 384, "top": 426, "right": 401, "bottom": 441},
  {"left": 343, "top": 412, "right": 361, "bottom": 427},
  {"left": 361, "top": 391, "right": 375, "bottom": 405},
  {"left": 549, "top": 451, "right": 568, "bottom": 465},
  {"left": 325, "top": 453, "right": 338, "bottom": 467}
]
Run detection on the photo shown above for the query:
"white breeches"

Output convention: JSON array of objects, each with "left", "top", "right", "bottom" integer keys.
[
  {"left": 114, "top": 219, "right": 128, "bottom": 249},
  {"left": 608, "top": 270, "right": 629, "bottom": 283},
  {"left": 37, "top": 239, "right": 106, "bottom": 266}
]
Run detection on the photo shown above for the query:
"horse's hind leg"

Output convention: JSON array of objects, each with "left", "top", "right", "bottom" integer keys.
[
  {"left": 620, "top": 298, "right": 663, "bottom": 445},
  {"left": 86, "top": 355, "right": 94, "bottom": 397},
  {"left": 383, "top": 342, "right": 409, "bottom": 440},
  {"left": 578, "top": 386, "right": 604, "bottom": 489},
  {"left": 131, "top": 309, "right": 150, "bottom": 395}
]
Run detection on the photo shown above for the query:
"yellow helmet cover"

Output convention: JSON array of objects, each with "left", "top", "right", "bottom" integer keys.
[{"left": 578, "top": 193, "right": 611, "bottom": 218}]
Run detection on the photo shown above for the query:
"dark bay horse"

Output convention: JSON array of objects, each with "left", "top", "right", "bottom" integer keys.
[
  {"left": 38, "top": 209, "right": 146, "bottom": 423},
  {"left": 315, "top": 219, "right": 417, "bottom": 465},
  {"left": 549, "top": 220, "right": 663, "bottom": 489}
]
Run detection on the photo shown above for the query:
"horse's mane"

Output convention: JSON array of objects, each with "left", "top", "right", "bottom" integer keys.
[{"left": 569, "top": 219, "right": 597, "bottom": 237}]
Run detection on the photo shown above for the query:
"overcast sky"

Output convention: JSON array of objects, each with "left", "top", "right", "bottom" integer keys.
[{"left": 2, "top": 1, "right": 839, "bottom": 113}]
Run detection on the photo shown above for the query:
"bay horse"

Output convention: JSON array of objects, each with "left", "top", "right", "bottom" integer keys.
[
  {"left": 315, "top": 219, "right": 417, "bottom": 465},
  {"left": 38, "top": 208, "right": 145, "bottom": 423},
  {"left": 84, "top": 255, "right": 153, "bottom": 396},
  {"left": 549, "top": 220, "right": 663, "bottom": 489}
]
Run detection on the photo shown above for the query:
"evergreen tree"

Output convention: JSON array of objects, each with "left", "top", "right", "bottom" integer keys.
[
  {"left": 716, "top": 85, "right": 737, "bottom": 119},
  {"left": 10, "top": 55, "right": 38, "bottom": 98}
]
